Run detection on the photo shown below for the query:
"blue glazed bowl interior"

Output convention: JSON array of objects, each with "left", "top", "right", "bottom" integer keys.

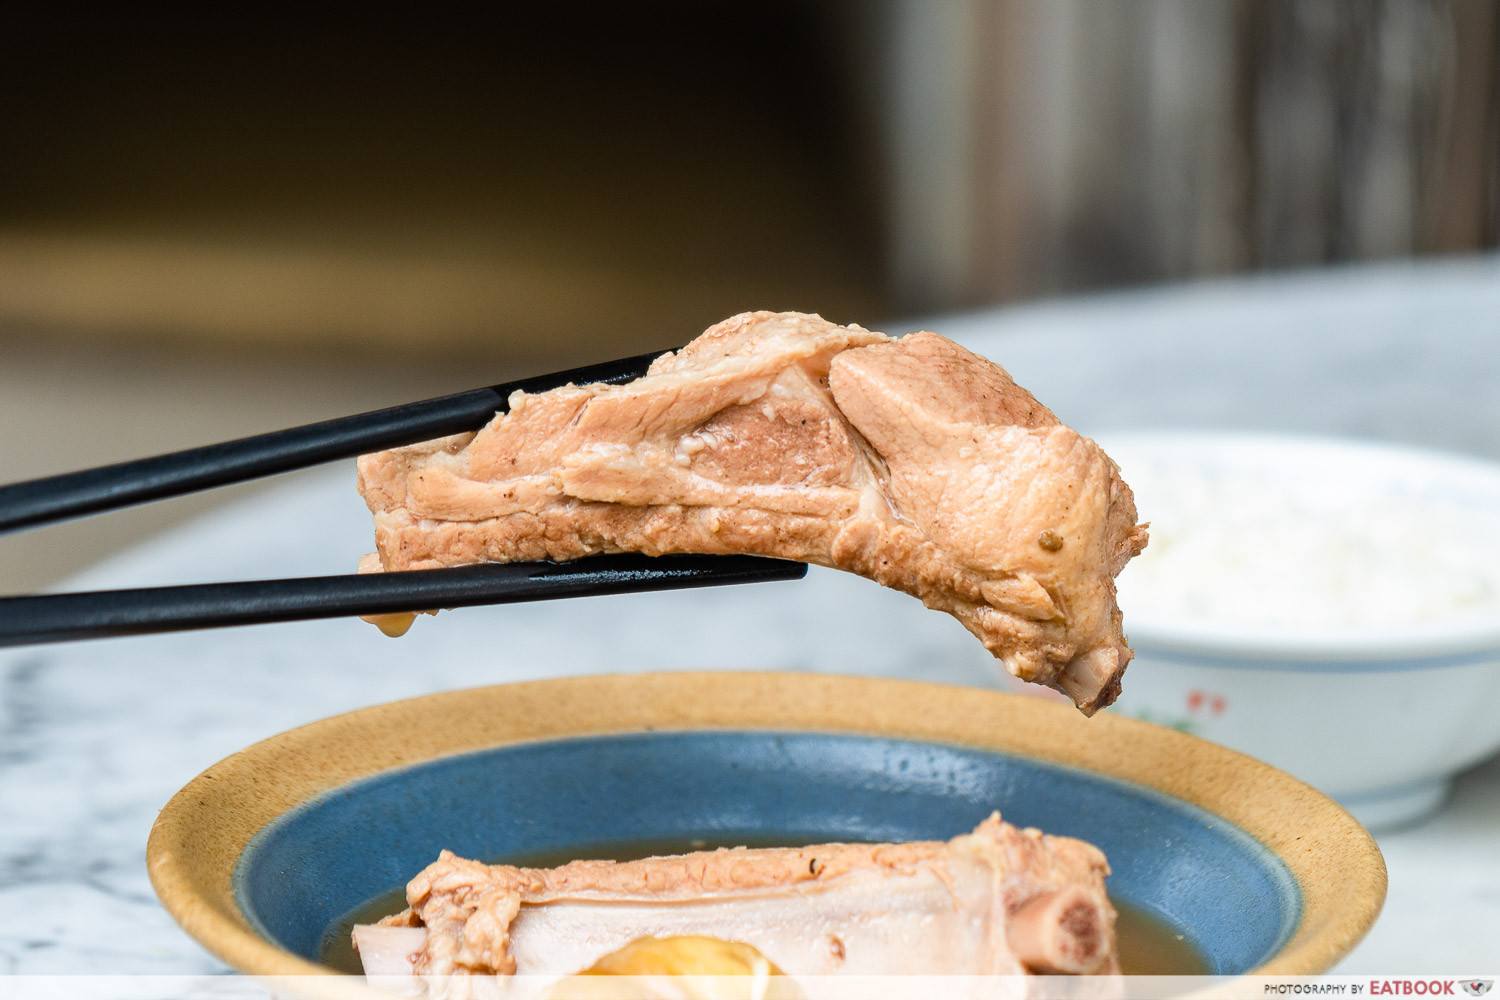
[{"left": 236, "top": 731, "right": 1300, "bottom": 975}]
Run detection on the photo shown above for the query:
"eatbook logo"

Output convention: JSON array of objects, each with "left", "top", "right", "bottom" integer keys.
[{"left": 1462, "top": 982, "right": 1493, "bottom": 997}]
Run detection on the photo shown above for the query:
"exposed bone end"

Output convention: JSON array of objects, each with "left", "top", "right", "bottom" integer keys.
[
  {"left": 1007, "top": 886, "right": 1113, "bottom": 974},
  {"left": 352, "top": 925, "right": 427, "bottom": 980},
  {"left": 1055, "top": 644, "right": 1128, "bottom": 716}
]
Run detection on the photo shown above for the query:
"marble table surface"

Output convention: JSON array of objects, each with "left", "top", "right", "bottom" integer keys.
[{"left": 3, "top": 256, "right": 1498, "bottom": 976}]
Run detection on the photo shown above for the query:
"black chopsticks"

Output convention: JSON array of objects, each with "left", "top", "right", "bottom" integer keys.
[
  {"left": 0, "top": 348, "right": 807, "bottom": 646},
  {"left": 0, "top": 555, "right": 804, "bottom": 647},
  {"left": 0, "top": 349, "right": 667, "bottom": 534}
]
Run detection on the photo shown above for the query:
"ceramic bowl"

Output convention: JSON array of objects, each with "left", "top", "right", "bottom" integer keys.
[
  {"left": 1095, "top": 432, "right": 1500, "bottom": 830},
  {"left": 147, "top": 673, "right": 1383, "bottom": 983}
]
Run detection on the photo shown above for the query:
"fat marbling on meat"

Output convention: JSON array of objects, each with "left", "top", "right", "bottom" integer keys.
[{"left": 357, "top": 312, "right": 1148, "bottom": 713}]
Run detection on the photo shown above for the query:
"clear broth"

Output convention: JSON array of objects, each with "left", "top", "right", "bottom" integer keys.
[{"left": 317, "top": 839, "right": 1209, "bottom": 977}]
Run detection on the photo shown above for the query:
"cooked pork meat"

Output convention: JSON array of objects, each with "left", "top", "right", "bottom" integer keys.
[
  {"left": 357, "top": 312, "right": 1147, "bottom": 712},
  {"left": 353, "top": 813, "right": 1118, "bottom": 985}
]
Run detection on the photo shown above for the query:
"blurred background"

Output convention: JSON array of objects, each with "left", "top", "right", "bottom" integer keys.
[{"left": 2, "top": 0, "right": 1497, "bottom": 591}]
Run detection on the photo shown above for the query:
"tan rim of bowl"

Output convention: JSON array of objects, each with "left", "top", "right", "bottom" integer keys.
[{"left": 148, "top": 672, "right": 1386, "bottom": 983}]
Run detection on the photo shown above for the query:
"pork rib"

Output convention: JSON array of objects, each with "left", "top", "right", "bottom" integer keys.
[
  {"left": 353, "top": 813, "right": 1118, "bottom": 983},
  {"left": 357, "top": 312, "right": 1147, "bottom": 712}
]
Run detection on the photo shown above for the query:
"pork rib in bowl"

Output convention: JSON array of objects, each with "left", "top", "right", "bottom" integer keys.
[
  {"left": 353, "top": 812, "right": 1119, "bottom": 981},
  {"left": 146, "top": 674, "right": 1385, "bottom": 988}
]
